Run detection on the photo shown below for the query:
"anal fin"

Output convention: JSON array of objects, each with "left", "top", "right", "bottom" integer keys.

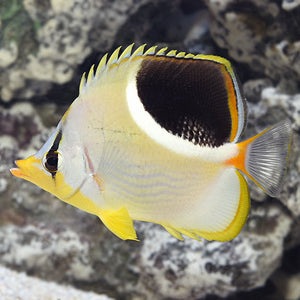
[
  {"left": 179, "top": 229, "right": 202, "bottom": 241},
  {"left": 162, "top": 225, "right": 202, "bottom": 241},
  {"left": 99, "top": 207, "right": 138, "bottom": 241},
  {"left": 163, "top": 225, "right": 184, "bottom": 241}
]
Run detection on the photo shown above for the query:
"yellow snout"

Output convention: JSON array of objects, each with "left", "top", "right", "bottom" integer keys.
[{"left": 10, "top": 156, "right": 42, "bottom": 181}]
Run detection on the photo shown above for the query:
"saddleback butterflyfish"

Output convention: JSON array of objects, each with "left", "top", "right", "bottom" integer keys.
[{"left": 11, "top": 44, "right": 292, "bottom": 241}]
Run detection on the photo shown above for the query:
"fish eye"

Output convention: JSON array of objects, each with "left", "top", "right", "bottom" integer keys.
[{"left": 43, "top": 151, "right": 63, "bottom": 174}]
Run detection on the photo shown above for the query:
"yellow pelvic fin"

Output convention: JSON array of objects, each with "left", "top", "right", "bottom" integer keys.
[{"left": 99, "top": 207, "right": 138, "bottom": 241}]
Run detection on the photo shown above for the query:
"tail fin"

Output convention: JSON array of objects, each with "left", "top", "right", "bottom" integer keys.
[{"left": 232, "top": 120, "right": 292, "bottom": 197}]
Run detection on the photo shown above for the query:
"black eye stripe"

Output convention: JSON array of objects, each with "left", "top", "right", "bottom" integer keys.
[
  {"left": 49, "top": 130, "right": 62, "bottom": 152},
  {"left": 45, "top": 152, "right": 59, "bottom": 173},
  {"left": 45, "top": 130, "right": 62, "bottom": 178}
]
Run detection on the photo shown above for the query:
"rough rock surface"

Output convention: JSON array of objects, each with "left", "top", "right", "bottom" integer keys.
[
  {"left": 0, "top": 200, "right": 293, "bottom": 299},
  {"left": 0, "top": 265, "right": 113, "bottom": 300},
  {"left": 133, "top": 202, "right": 293, "bottom": 299},
  {"left": 246, "top": 87, "right": 300, "bottom": 217},
  {"left": 206, "top": 0, "right": 300, "bottom": 93},
  {"left": 0, "top": 0, "right": 179, "bottom": 102},
  {"left": 0, "top": 0, "right": 300, "bottom": 300},
  {"left": 0, "top": 100, "right": 298, "bottom": 298}
]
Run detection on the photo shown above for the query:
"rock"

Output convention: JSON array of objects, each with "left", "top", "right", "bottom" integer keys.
[
  {"left": 132, "top": 202, "right": 293, "bottom": 299},
  {"left": 0, "top": 0, "right": 179, "bottom": 102},
  {"left": 271, "top": 244, "right": 300, "bottom": 300},
  {"left": 0, "top": 265, "right": 113, "bottom": 300},
  {"left": 0, "top": 195, "right": 294, "bottom": 299},
  {"left": 272, "top": 272, "right": 300, "bottom": 300},
  {"left": 205, "top": 0, "right": 300, "bottom": 93},
  {"left": 245, "top": 86, "right": 300, "bottom": 217},
  {"left": 1, "top": 1, "right": 300, "bottom": 299},
  {"left": 243, "top": 78, "right": 272, "bottom": 104}
]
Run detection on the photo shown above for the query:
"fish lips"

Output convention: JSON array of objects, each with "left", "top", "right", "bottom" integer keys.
[
  {"left": 10, "top": 160, "right": 29, "bottom": 180},
  {"left": 10, "top": 156, "right": 41, "bottom": 180}
]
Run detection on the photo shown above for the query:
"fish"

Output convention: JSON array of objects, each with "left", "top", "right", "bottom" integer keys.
[{"left": 10, "top": 44, "right": 292, "bottom": 242}]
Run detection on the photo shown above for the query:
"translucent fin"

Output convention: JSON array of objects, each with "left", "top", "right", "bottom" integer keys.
[
  {"left": 244, "top": 120, "right": 292, "bottom": 197},
  {"left": 99, "top": 207, "right": 138, "bottom": 241},
  {"left": 162, "top": 225, "right": 184, "bottom": 241}
]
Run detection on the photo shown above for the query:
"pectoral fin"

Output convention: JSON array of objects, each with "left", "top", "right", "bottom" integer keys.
[{"left": 99, "top": 207, "right": 138, "bottom": 241}]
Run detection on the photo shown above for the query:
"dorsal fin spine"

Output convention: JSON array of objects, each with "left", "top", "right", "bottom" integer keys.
[
  {"left": 176, "top": 52, "right": 185, "bottom": 58},
  {"left": 167, "top": 50, "right": 177, "bottom": 57},
  {"left": 87, "top": 64, "right": 95, "bottom": 83},
  {"left": 95, "top": 53, "right": 108, "bottom": 77},
  {"left": 81, "top": 44, "right": 232, "bottom": 95},
  {"left": 185, "top": 53, "right": 194, "bottom": 58},
  {"left": 131, "top": 44, "right": 146, "bottom": 59},
  {"left": 79, "top": 72, "right": 86, "bottom": 93},
  {"left": 107, "top": 46, "right": 122, "bottom": 67},
  {"left": 144, "top": 46, "right": 157, "bottom": 55},
  {"left": 118, "top": 44, "right": 134, "bottom": 61},
  {"left": 156, "top": 47, "right": 168, "bottom": 56}
]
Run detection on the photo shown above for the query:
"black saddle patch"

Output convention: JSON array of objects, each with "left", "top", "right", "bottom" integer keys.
[{"left": 136, "top": 56, "right": 234, "bottom": 147}]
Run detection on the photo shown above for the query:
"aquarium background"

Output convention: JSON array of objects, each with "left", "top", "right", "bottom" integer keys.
[{"left": 0, "top": 0, "right": 300, "bottom": 299}]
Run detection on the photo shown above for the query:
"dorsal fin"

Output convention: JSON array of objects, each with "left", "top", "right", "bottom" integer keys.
[
  {"left": 80, "top": 44, "right": 206, "bottom": 94},
  {"left": 79, "top": 44, "right": 242, "bottom": 95},
  {"left": 78, "top": 45, "right": 247, "bottom": 142}
]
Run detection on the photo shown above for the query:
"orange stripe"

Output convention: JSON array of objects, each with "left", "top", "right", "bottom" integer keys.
[{"left": 220, "top": 66, "right": 238, "bottom": 142}]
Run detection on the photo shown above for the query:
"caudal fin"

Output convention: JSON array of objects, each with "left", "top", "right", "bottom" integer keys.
[{"left": 238, "top": 120, "right": 292, "bottom": 197}]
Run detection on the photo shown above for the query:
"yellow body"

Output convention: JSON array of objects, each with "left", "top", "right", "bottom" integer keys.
[
  {"left": 63, "top": 56, "right": 248, "bottom": 240},
  {"left": 11, "top": 45, "right": 291, "bottom": 241}
]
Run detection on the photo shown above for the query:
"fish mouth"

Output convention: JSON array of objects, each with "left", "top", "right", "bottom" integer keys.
[
  {"left": 10, "top": 157, "right": 39, "bottom": 180},
  {"left": 10, "top": 160, "right": 28, "bottom": 179}
]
